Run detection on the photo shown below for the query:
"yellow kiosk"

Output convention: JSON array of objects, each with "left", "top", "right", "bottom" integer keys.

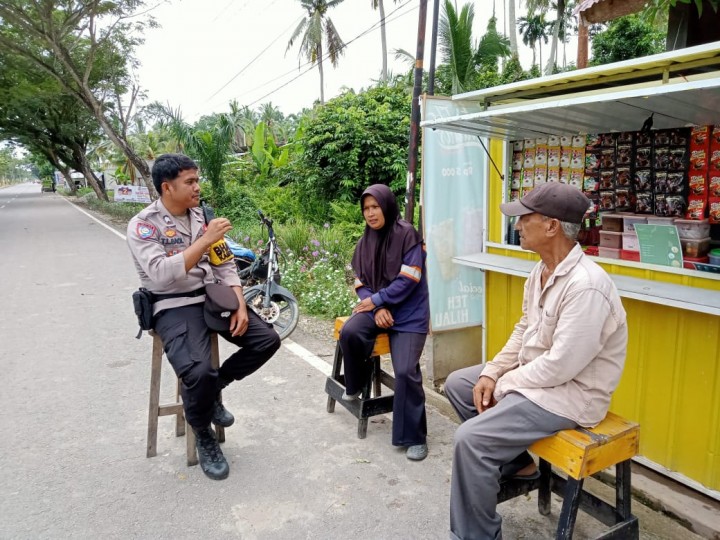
[{"left": 422, "top": 43, "right": 720, "bottom": 498}]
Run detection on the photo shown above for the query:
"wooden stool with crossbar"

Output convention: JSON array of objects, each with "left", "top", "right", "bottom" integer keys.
[
  {"left": 497, "top": 412, "right": 640, "bottom": 539},
  {"left": 325, "top": 316, "right": 395, "bottom": 438},
  {"left": 146, "top": 331, "right": 225, "bottom": 466}
]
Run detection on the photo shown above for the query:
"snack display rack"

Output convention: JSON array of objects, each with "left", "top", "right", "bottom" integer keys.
[{"left": 421, "top": 43, "right": 720, "bottom": 498}]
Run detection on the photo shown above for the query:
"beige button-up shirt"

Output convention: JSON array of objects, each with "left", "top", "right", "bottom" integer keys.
[
  {"left": 482, "top": 244, "right": 628, "bottom": 427},
  {"left": 127, "top": 199, "right": 241, "bottom": 315}
]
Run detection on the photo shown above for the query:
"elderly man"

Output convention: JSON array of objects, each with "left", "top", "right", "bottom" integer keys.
[{"left": 444, "top": 182, "right": 628, "bottom": 540}]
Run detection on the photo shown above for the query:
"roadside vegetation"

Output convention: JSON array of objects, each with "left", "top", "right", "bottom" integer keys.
[{"left": 1, "top": 0, "right": 680, "bottom": 318}]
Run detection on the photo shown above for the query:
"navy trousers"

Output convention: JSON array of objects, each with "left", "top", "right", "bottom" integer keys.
[
  {"left": 153, "top": 303, "right": 281, "bottom": 428},
  {"left": 339, "top": 312, "right": 427, "bottom": 447}
]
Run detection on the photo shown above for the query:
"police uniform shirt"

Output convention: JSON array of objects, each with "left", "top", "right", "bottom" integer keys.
[{"left": 127, "top": 199, "right": 241, "bottom": 315}]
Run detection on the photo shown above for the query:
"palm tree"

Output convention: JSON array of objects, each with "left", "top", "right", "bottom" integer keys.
[
  {"left": 507, "top": 0, "right": 519, "bottom": 57},
  {"left": 287, "top": 0, "right": 346, "bottom": 104},
  {"left": 439, "top": 0, "right": 477, "bottom": 94},
  {"left": 154, "top": 105, "right": 236, "bottom": 200},
  {"left": 526, "top": 0, "right": 566, "bottom": 75},
  {"left": 555, "top": 1, "right": 577, "bottom": 69},
  {"left": 476, "top": 16, "right": 512, "bottom": 70},
  {"left": 371, "top": 0, "right": 399, "bottom": 81},
  {"left": 518, "top": 13, "right": 549, "bottom": 68}
]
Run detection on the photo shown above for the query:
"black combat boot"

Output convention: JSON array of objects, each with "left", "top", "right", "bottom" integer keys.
[
  {"left": 193, "top": 426, "right": 229, "bottom": 480},
  {"left": 212, "top": 376, "right": 234, "bottom": 427},
  {"left": 212, "top": 400, "right": 235, "bottom": 427}
]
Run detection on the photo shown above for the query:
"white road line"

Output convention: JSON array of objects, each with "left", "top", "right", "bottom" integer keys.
[
  {"left": 61, "top": 198, "right": 327, "bottom": 373},
  {"left": 63, "top": 198, "right": 127, "bottom": 240},
  {"left": 282, "top": 339, "right": 331, "bottom": 376}
]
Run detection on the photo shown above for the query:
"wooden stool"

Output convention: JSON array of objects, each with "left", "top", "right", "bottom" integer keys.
[
  {"left": 498, "top": 412, "right": 640, "bottom": 539},
  {"left": 146, "top": 331, "right": 225, "bottom": 466},
  {"left": 325, "top": 316, "right": 395, "bottom": 438}
]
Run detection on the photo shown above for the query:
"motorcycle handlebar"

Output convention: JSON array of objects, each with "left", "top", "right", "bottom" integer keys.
[{"left": 257, "top": 209, "right": 273, "bottom": 228}]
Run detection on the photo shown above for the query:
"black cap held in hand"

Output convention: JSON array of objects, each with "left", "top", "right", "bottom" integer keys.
[
  {"left": 203, "top": 283, "right": 239, "bottom": 332},
  {"left": 500, "top": 182, "right": 591, "bottom": 224}
]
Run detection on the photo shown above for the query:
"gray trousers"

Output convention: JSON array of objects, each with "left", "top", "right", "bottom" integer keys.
[{"left": 445, "top": 364, "right": 576, "bottom": 540}]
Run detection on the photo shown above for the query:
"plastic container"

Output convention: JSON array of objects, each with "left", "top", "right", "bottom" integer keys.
[
  {"left": 599, "top": 230, "right": 622, "bottom": 248},
  {"left": 680, "top": 236, "right": 711, "bottom": 258},
  {"left": 646, "top": 216, "right": 675, "bottom": 227},
  {"left": 622, "top": 233, "right": 640, "bottom": 251},
  {"left": 621, "top": 249, "right": 641, "bottom": 262},
  {"left": 674, "top": 218, "right": 710, "bottom": 239},
  {"left": 600, "top": 213, "right": 624, "bottom": 232},
  {"left": 709, "top": 248, "right": 720, "bottom": 266},
  {"left": 623, "top": 215, "right": 647, "bottom": 233},
  {"left": 598, "top": 247, "right": 621, "bottom": 259}
]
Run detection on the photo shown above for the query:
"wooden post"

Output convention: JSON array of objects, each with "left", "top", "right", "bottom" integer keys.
[
  {"left": 404, "top": 0, "right": 428, "bottom": 225},
  {"left": 577, "top": 22, "right": 589, "bottom": 69}
]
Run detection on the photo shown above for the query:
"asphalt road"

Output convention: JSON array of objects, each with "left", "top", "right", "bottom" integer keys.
[{"left": 0, "top": 185, "right": 702, "bottom": 539}]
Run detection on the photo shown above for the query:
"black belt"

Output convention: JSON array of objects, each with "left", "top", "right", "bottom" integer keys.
[{"left": 153, "top": 287, "right": 206, "bottom": 302}]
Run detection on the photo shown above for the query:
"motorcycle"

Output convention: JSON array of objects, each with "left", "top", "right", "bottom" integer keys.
[{"left": 225, "top": 211, "right": 299, "bottom": 340}]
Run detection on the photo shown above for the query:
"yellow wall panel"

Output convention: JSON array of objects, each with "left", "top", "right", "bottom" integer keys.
[
  {"left": 485, "top": 276, "right": 720, "bottom": 491},
  {"left": 481, "top": 138, "right": 720, "bottom": 491}
]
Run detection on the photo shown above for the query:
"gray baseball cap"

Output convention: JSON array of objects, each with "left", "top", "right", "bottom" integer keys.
[{"left": 500, "top": 182, "right": 591, "bottom": 224}]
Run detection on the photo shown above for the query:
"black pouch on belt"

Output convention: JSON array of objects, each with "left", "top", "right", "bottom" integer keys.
[{"left": 132, "top": 287, "right": 155, "bottom": 338}]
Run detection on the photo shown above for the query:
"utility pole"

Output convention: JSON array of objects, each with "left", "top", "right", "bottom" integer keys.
[
  {"left": 427, "top": 0, "right": 440, "bottom": 95},
  {"left": 404, "top": 0, "right": 428, "bottom": 224}
]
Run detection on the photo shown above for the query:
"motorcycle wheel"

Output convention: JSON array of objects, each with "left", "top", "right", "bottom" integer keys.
[{"left": 244, "top": 288, "right": 299, "bottom": 341}]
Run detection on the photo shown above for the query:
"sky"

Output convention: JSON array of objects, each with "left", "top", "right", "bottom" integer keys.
[{"left": 134, "top": 0, "right": 577, "bottom": 122}]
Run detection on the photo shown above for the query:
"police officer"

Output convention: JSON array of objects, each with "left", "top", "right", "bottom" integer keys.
[{"left": 127, "top": 153, "right": 280, "bottom": 480}]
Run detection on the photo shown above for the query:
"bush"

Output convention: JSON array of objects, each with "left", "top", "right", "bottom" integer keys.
[{"left": 281, "top": 255, "right": 356, "bottom": 318}]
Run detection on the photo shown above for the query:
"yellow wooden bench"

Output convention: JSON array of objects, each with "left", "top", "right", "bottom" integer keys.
[
  {"left": 324, "top": 316, "right": 395, "bottom": 438},
  {"left": 146, "top": 331, "right": 225, "bottom": 466},
  {"left": 498, "top": 411, "right": 640, "bottom": 539}
]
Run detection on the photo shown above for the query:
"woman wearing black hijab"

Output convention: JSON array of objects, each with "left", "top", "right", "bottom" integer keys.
[{"left": 339, "top": 184, "right": 430, "bottom": 461}]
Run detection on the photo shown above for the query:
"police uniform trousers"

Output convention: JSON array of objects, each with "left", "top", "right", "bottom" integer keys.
[
  {"left": 339, "top": 312, "right": 427, "bottom": 447},
  {"left": 444, "top": 364, "right": 577, "bottom": 540},
  {"left": 153, "top": 303, "right": 281, "bottom": 428}
]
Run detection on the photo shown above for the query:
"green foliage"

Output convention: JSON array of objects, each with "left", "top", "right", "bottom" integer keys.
[
  {"left": 282, "top": 256, "right": 356, "bottom": 318},
  {"left": 591, "top": 16, "right": 665, "bottom": 65},
  {"left": 439, "top": 0, "right": 477, "bottom": 94},
  {"left": 644, "top": 0, "right": 719, "bottom": 21},
  {"left": 276, "top": 222, "right": 358, "bottom": 318},
  {"left": 70, "top": 191, "right": 147, "bottom": 221},
  {"left": 290, "top": 84, "right": 411, "bottom": 203},
  {"left": 250, "top": 122, "right": 290, "bottom": 180}
]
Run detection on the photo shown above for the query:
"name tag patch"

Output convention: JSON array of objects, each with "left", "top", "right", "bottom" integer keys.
[{"left": 161, "top": 237, "right": 184, "bottom": 246}]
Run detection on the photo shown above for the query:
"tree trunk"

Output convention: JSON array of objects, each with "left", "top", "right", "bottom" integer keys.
[
  {"left": 577, "top": 23, "right": 589, "bottom": 69},
  {"left": 544, "top": 0, "right": 563, "bottom": 75},
  {"left": 317, "top": 43, "right": 325, "bottom": 104},
  {"left": 60, "top": 168, "right": 76, "bottom": 194},
  {"left": 539, "top": 40, "right": 542, "bottom": 69},
  {"left": 379, "top": 0, "right": 388, "bottom": 81},
  {"left": 87, "top": 99, "right": 155, "bottom": 199},
  {"left": 74, "top": 145, "right": 109, "bottom": 202},
  {"left": 532, "top": 45, "right": 536, "bottom": 67},
  {"left": 508, "top": 0, "right": 518, "bottom": 56}
]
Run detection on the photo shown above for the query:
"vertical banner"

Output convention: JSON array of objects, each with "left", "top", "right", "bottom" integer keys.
[{"left": 422, "top": 96, "right": 486, "bottom": 332}]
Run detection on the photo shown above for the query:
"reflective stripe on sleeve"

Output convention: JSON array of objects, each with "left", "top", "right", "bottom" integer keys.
[{"left": 399, "top": 264, "right": 421, "bottom": 282}]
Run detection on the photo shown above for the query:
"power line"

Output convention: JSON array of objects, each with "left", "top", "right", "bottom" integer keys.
[
  {"left": 205, "top": 15, "right": 303, "bottom": 102},
  {"left": 236, "top": 0, "right": 418, "bottom": 108}
]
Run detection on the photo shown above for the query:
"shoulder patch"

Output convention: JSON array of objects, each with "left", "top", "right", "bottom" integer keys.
[{"left": 136, "top": 222, "right": 156, "bottom": 240}]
